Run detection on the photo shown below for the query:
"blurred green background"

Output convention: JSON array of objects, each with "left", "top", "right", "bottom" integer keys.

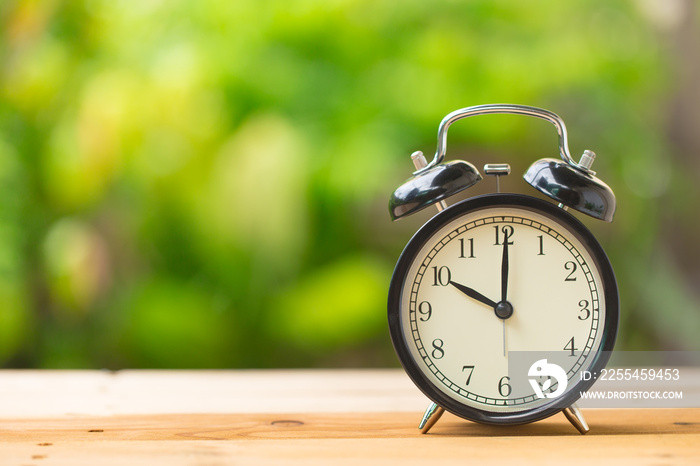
[{"left": 1, "top": 0, "right": 699, "bottom": 369}]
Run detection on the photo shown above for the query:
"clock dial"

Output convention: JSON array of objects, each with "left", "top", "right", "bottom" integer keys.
[{"left": 388, "top": 194, "right": 618, "bottom": 424}]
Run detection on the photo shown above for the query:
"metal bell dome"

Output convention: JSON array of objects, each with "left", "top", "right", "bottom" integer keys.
[
  {"left": 524, "top": 155, "right": 616, "bottom": 222},
  {"left": 389, "top": 160, "right": 482, "bottom": 220}
]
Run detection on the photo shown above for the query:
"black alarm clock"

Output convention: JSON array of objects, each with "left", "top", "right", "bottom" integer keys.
[{"left": 387, "top": 104, "right": 619, "bottom": 434}]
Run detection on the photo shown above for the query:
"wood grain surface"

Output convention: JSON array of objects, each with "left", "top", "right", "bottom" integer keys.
[{"left": 0, "top": 370, "right": 698, "bottom": 465}]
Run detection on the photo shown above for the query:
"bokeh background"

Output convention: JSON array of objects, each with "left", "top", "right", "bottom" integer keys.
[{"left": 1, "top": 0, "right": 699, "bottom": 369}]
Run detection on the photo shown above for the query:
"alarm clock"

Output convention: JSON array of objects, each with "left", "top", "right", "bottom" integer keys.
[{"left": 387, "top": 104, "right": 619, "bottom": 434}]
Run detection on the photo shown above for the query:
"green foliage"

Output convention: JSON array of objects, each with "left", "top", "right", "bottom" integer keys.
[
  {"left": 118, "top": 277, "right": 232, "bottom": 368},
  {"left": 0, "top": 0, "right": 697, "bottom": 368},
  {"left": 270, "top": 255, "right": 390, "bottom": 350}
]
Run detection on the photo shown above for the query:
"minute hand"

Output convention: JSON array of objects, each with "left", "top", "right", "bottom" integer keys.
[
  {"left": 449, "top": 281, "right": 498, "bottom": 309},
  {"left": 501, "top": 238, "right": 509, "bottom": 302}
]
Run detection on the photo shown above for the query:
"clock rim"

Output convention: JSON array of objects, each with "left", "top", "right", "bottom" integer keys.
[{"left": 387, "top": 193, "right": 619, "bottom": 426}]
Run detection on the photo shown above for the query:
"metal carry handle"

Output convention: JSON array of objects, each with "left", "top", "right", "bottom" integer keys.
[{"left": 425, "top": 103, "right": 589, "bottom": 172}]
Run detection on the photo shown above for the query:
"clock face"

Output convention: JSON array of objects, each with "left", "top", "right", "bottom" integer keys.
[{"left": 388, "top": 194, "right": 618, "bottom": 424}]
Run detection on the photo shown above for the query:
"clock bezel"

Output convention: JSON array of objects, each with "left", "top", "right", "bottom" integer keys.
[{"left": 387, "top": 193, "right": 619, "bottom": 426}]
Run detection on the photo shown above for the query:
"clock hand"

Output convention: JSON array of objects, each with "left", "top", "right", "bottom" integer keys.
[
  {"left": 502, "top": 320, "right": 506, "bottom": 358},
  {"left": 499, "top": 226, "right": 513, "bottom": 358},
  {"left": 501, "top": 237, "right": 509, "bottom": 302},
  {"left": 449, "top": 281, "right": 498, "bottom": 309},
  {"left": 500, "top": 226, "right": 513, "bottom": 303}
]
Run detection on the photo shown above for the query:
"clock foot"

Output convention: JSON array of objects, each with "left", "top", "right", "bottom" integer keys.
[
  {"left": 418, "top": 402, "right": 445, "bottom": 434},
  {"left": 563, "top": 403, "right": 589, "bottom": 434}
]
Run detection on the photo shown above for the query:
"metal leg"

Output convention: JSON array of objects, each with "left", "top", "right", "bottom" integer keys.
[
  {"left": 563, "top": 403, "right": 589, "bottom": 434},
  {"left": 418, "top": 402, "right": 445, "bottom": 434}
]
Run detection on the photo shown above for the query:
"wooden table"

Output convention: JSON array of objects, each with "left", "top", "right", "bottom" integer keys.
[{"left": 1, "top": 370, "right": 699, "bottom": 465}]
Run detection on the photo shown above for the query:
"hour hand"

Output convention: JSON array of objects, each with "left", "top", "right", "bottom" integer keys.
[{"left": 448, "top": 281, "right": 497, "bottom": 309}]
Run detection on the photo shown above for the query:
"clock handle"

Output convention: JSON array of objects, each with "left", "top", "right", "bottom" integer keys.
[
  {"left": 424, "top": 104, "right": 593, "bottom": 175},
  {"left": 390, "top": 103, "right": 615, "bottom": 221}
]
